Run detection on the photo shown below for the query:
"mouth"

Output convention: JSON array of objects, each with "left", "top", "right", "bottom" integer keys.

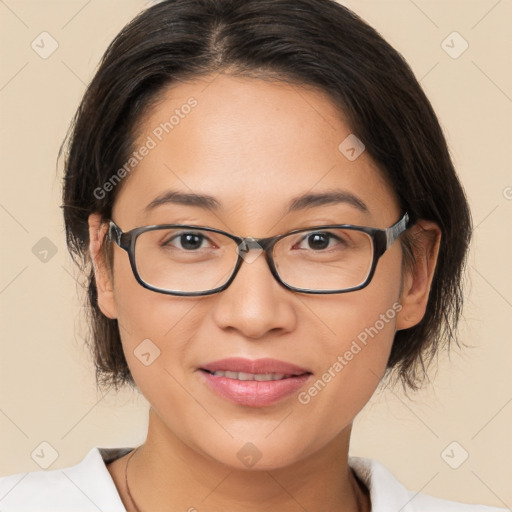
[
  {"left": 199, "top": 357, "right": 311, "bottom": 376},
  {"left": 200, "top": 369, "right": 308, "bottom": 381},
  {"left": 197, "top": 358, "right": 313, "bottom": 407}
]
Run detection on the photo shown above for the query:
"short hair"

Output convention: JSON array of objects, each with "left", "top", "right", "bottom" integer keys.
[{"left": 61, "top": 0, "right": 472, "bottom": 393}]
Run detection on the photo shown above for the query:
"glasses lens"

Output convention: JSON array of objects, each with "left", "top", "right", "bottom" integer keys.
[
  {"left": 273, "top": 228, "right": 374, "bottom": 291},
  {"left": 134, "top": 228, "right": 238, "bottom": 293},
  {"left": 131, "top": 226, "right": 374, "bottom": 294}
]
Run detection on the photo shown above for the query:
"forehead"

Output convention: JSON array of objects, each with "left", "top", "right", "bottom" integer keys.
[{"left": 113, "top": 73, "right": 398, "bottom": 229}]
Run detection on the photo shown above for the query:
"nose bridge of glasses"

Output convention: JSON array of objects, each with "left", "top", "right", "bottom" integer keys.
[{"left": 236, "top": 235, "right": 275, "bottom": 258}]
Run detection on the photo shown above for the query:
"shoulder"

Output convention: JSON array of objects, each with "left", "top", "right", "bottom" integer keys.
[
  {"left": 348, "top": 456, "right": 507, "bottom": 512},
  {"left": 0, "top": 446, "right": 132, "bottom": 512}
]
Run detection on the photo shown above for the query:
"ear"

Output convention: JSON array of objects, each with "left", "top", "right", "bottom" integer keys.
[
  {"left": 395, "top": 220, "right": 441, "bottom": 331},
  {"left": 88, "top": 213, "right": 118, "bottom": 320}
]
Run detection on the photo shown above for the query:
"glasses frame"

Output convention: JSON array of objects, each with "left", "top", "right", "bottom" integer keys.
[{"left": 107, "top": 212, "right": 412, "bottom": 296}]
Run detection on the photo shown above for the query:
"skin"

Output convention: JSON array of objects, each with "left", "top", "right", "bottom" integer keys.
[{"left": 88, "top": 73, "right": 441, "bottom": 512}]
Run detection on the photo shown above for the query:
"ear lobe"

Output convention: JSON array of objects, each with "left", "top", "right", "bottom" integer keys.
[
  {"left": 88, "top": 213, "right": 118, "bottom": 319},
  {"left": 395, "top": 220, "right": 441, "bottom": 331}
]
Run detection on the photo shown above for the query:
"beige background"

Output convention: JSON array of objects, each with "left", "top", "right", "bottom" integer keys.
[{"left": 0, "top": 0, "right": 511, "bottom": 507}]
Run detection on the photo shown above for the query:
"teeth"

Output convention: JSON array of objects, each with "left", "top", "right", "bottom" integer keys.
[{"left": 210, "top": 370, "right": 288, "bottom": 381}]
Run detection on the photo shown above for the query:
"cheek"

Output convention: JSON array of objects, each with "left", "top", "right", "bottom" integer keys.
[
  {"left": 299, "top": 298, "right": 399, "bottom": 422},
  {"left": 296, "top": 251, "right": 402, "bottom": 432},
  {"left": 110, "top": 252, "right": 201, "bottom": 380}
]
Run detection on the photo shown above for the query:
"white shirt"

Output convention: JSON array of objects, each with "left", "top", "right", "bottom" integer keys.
[{"left": 0, "top": 446, "right": 506, "bottom": 511}]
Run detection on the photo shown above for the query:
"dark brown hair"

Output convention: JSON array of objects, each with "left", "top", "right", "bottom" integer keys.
[{"left": 61, "top": 0, "right": 472, "bottom": 393}]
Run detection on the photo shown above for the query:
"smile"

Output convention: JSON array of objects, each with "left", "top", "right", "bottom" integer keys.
[
  {"left": 204, "top": 370, "right": 299, "bottom": 381},
  {"left": 197, "top": 369, "right": 312, "bottom": 407}
]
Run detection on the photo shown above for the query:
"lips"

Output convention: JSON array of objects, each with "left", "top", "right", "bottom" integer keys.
[
  {"left": 198, "top": 358, "right": 312, "bottom": 407},
  {"left": 204, "top": 370, "right": 290, "bottom": 381},
  {"left": 200, "top": 357, "right": 311, "bottom": 376}
]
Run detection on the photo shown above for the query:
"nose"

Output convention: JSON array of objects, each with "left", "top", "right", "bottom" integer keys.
[{"left": 210, "top": 248, "right": 297, "bottom": 339}]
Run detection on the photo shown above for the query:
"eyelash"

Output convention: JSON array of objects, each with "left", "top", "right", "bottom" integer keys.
[{"left": 161, "top": 230, "right": 350, "bottom": 252}]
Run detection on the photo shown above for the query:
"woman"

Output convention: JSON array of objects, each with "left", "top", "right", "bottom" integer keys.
[{"left": 0, "top": 0, "right": 505, "bottom": 510}]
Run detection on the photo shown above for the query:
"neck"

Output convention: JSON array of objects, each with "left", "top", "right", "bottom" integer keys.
[{"left": 123, "top": 408, "right": 369, "bottom": 512}]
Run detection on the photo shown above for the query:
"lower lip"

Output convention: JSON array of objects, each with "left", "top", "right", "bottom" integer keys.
[{"left": 199, "top": 370, "right": 312, "bottom": 407}]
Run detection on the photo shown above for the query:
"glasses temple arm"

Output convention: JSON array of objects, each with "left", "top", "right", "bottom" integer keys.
[
  {"left": 107, "top": 221, "right": 122, "bottom": 246},
  {"left": 385, "top": 212, "right": 410, "bottom": 248}
]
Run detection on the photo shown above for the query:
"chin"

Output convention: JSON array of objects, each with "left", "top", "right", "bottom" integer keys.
[{"left": 188, "top": 431, "right": 316, "bottom": 472}]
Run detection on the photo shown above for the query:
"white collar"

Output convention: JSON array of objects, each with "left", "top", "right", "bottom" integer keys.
[{"left": 0, "top": 446, "right": 505, "bottom": 511}]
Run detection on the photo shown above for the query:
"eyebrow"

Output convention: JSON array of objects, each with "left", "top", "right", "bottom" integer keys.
[{"left": 145, "top": 188, "right": 369, "bottom": 214}]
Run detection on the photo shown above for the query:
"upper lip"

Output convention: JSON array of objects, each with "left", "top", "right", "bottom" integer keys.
[{"left": 200, "top": 358, "right": 311, "bottom": 376}]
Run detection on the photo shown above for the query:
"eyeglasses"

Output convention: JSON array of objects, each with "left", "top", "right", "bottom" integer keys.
[{"left": 107, "top": 212, "right": 411, "bottom": 296}]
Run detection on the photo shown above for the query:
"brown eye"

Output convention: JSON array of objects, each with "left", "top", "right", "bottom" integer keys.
[
  {"left": 163, "top": 232, "right": 210, "bottom": 251},
  {"left": 294, "top": 231, "right": 349, "bottom": 251}
]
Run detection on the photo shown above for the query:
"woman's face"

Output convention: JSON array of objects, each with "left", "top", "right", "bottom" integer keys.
[{"left": 93, "top": 73, "right": 411, "bottom": 469}]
